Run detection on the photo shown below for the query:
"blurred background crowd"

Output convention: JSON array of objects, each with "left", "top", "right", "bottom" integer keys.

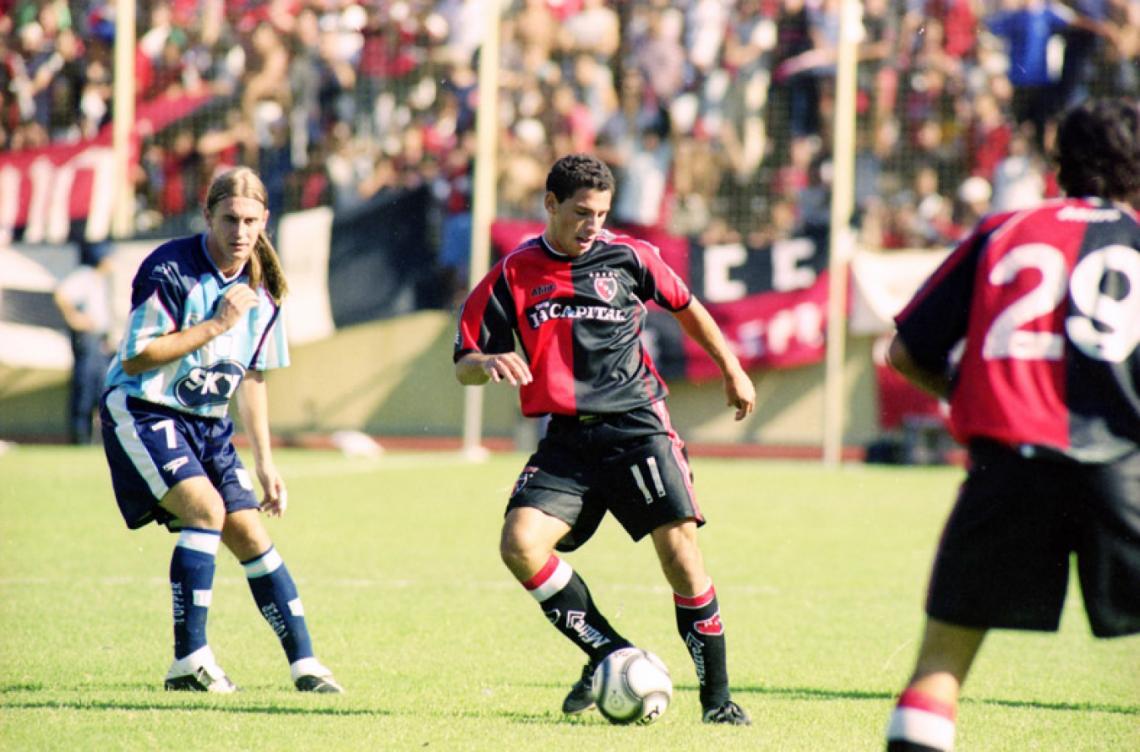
[{"left": 3, "top": 0, "right": 1139, "bottom": 294}]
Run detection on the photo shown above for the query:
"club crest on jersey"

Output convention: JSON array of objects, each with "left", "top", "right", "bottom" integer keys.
[
  {"left": 174, "top": 360, "right": 246, "bottom": 408},
  {"left": 512, "top": 466, "right": 539, "bottom": 497},
  {"left": 591, "top": 271, "right": 619, "bottom": 302}
]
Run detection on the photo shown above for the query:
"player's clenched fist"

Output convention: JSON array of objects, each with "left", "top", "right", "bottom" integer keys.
[{"left": 213, "top": 284, "right": 259, "bottom": 329}]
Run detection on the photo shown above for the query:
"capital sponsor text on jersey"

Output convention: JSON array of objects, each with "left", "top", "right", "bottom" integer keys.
[
  {"left": 525, "top": 298, "right": 629, "bottom": 329},
  {"left": 174, "top": 360, "right": 246, "bottom": 408}
]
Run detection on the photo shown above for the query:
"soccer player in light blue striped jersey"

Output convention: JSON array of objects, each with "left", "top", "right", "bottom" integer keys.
[{"left": 100, "top": 167, "right": 342, "bottom": 693}]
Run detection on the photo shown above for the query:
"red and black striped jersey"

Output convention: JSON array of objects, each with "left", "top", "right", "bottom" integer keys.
[
  {"left": 454, "top": 229, "right": 692, "bottom": 417},
  {"left": 895, "top": 197, "right": 1140, "bottom": 463}
]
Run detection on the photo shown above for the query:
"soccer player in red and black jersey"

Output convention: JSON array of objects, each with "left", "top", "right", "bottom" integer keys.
[
  {"left": 883, "top": 98, "right": 1140, "bottom": 752},
  {"left": 454, "top": 154, "right": 756, "bottom": 724}
]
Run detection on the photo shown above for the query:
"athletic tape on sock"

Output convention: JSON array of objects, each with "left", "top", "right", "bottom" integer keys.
[
  {"left": 523, "top": 555, "right": 573, "bottom": 602},
  {"left": 176, "top": 528, "right": 221, "bottom": 556},
  {"left": 242, "top": 546, "right": 284, "bottom": 578}
]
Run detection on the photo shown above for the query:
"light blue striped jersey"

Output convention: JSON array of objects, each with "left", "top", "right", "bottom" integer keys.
[{"left": 104, "top": 234, "right": 289, "bottom": 418}]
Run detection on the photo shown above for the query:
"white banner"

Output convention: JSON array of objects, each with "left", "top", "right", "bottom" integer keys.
[
  {"left": 277, "top": 208, "right": 336, "bottom": 345},
  {"left": 849, "top": 248, "right": 950, "bottom": 335}
]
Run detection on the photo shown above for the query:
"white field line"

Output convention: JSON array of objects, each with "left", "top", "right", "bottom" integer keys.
[
  {"left": 0, "top": 575, "right": 780, "bottom": 596},
  {"left": 276, "top": 453, "right": 489, "bottom": 477}
]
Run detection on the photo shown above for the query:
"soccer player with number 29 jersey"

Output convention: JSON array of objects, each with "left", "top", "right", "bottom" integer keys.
[
  {"left": 884, "top": 99, "right": 1140, "bottom": 751},
  {"left": 100, "top": 167, "right": 341, "bottom": 694},
  {"left": 455, "top": 154, "right": 756, "bottom": 725}
]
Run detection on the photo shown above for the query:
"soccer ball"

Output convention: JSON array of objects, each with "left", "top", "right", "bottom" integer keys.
[{"left": 591, "top": 647, "right": 672, "bottom": 725}]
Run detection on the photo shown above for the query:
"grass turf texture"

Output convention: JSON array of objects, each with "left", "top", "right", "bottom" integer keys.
[{"left": 1, "top": 447, "right": 1136, "bottom": 751}]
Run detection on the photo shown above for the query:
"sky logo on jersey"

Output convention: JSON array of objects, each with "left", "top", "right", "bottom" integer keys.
[
  {"left": 174, "top": 360, "right": 246, "bottom": 408},
  {"left": 524, "top": 298, "right": 628, "bottom": 329}
]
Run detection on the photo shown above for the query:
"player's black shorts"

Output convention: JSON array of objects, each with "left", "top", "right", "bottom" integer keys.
[
  {"left": 926, "top": 439, "right": 1140, "bottom": 638},
  {"left": 506, "top": 402, "right": 704, "bottom": 552}
]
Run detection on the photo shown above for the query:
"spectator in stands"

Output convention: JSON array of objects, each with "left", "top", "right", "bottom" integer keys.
[
  {"left": 611, "top": 115, "right": 673, "bottom": 229},
  {"left": 771, "top": 0, "right": 823, "bottom": 139},
  {"left": 632, "top": 5, "right": 687, "bottom": 108},
  {"left": 561, "top": 0, "right": 621, "bottom": 64},
  {"left": 437, "top": 128, "right": 475, "bottom": 303},
  {"left": 990, "top": 125, "right": 1048, "bottom": 211},
  {"left": 985, "top": 0, "right": 1115, "bottom": 148},
  {"left": 964, "top": 92, "right": 1012, "bottom": 182},
  {"left": 42, "top": 26, "right": 84, "bottom": 141},
  {"left": 241, "top": 22, "right": 292, "bottom": 124}
]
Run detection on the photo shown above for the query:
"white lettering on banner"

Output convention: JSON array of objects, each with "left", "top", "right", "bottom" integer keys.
[
  {"left": 702, "top": 243, "right": 748, "bottom": 302},
  {"left": 0, "top": 145, "right": 115, "bottom": 244},
  {"left": 772, "top": 238, "right": 818, "bottom": 291},
  {"left": 735, "top": 302, "right": 825, "bottom": 360},
  {"left": 702, "top": 239, "right": 819, "bottom": 303}
]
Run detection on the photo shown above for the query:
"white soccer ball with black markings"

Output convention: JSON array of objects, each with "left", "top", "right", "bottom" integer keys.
[{"left": 591, "top": 647, "right": 672, "bottom": 725}]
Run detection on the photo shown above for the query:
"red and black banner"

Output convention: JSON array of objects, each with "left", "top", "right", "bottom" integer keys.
[
  {"left": 0, "top": 93, "right": 212, "bottom": 244},
  {"left": 490, "top": 220, "right": 830, "bottom": 380}
]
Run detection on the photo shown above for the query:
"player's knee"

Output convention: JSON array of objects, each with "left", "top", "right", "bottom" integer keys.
[
  {"left": 160, "top": 479, "right": 226, "bottom": 530},
  {"left": 498, "top": 528, "right": 527, "bottom": 568},
  {"left": 220, "top": 510, "right": 272, "bottom": 560},
  {"left": 170, "top": 497, "right": 225, "bottom": 531},
  {"left": 499, "top": 522, "right": 544, "bottom": 570}
]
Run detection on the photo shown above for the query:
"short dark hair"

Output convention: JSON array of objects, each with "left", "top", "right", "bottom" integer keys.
[
  {"left": 1055, "top": 97, "right": 1140, "bottom": 200},
  {"left": 546, "top": 153, "right": 615, "bottom": 202}
]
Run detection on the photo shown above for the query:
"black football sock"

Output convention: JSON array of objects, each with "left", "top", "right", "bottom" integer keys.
[
  {"left": 674, "top": 581, "right": 731, "bottom": 709},
  {"left": 522, "top": 554, "right": 631, "bottom": 664}
]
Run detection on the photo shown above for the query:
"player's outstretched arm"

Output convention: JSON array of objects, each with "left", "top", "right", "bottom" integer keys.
[
  {"left": 455, "top": 352, "right": 533, "bottom": 387},
  {"left": 886, "top": 334, "right": 950, "bottom": 399},
  {"left": 672, "top": 299, "right": 756, "bottom": 421},
  {"left": 238, "top": 369, "right": 287, "bottom": 517}
]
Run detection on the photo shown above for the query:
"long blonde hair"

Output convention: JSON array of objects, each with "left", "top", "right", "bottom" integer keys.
[{"left": 205, "top": 166, "right": 289, "bottom": 303}]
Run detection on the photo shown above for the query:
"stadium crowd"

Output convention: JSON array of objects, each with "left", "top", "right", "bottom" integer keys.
[{"left": 2, "top": 0, "right": 1139, "bottom": 274}]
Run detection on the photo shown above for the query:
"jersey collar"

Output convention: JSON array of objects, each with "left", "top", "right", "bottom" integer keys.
[
  {"left": 199, "top": 233, "right": 246, "bottom": 284},
  {"left": 539, "top": 232, "right": 596, "bottom": 261}
]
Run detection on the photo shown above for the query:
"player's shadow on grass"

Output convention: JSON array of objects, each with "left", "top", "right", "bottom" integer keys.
[
  {"left": 1, "top": 697, "right": 392, "bottom": 716},
  {"left": 731, "top": 683, "right": 1140, "bottom": 716},
  {"left": 1, "top": 697, "right": 581, "bottom": 725}
]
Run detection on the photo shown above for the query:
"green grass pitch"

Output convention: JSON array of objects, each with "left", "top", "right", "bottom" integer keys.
[{"left": 1, "top": 446, "right": 1136, "bottom": 751}]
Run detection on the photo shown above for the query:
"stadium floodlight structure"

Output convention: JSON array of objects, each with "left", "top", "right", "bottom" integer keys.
[
  {"left": 461, "top": 0, "right": 504, "bottom": 462},
  {"left": 111, "top": 0, "right": 136, "bottom": 239},
  {"left": 822, "top": 0, "right": 861, "bottom": 467}
]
